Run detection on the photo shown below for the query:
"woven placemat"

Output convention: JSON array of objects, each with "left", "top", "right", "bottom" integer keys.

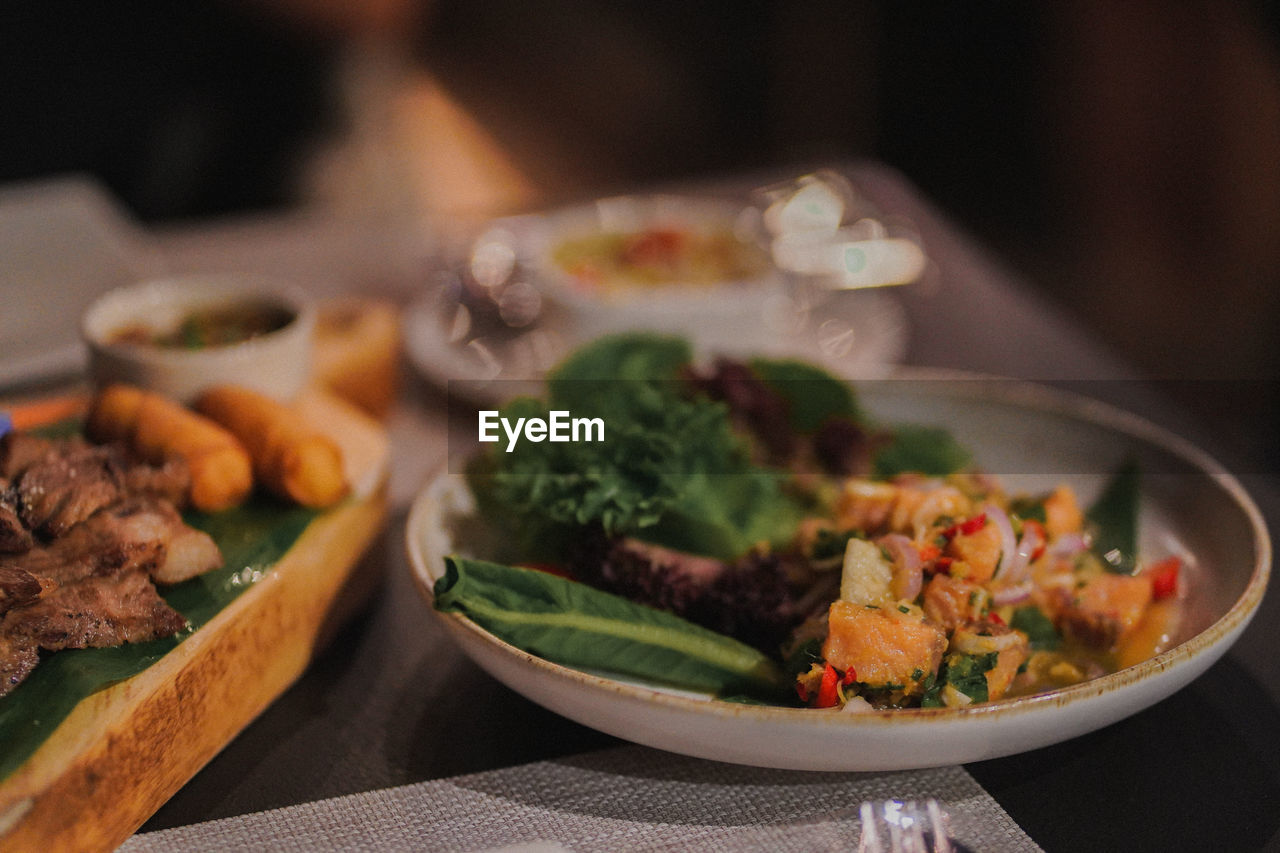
[{"left": 122, "top": 744, "right": 1040, "bottom": 852}]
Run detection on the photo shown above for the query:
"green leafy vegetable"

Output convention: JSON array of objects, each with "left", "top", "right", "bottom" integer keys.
[
  {"left": 0, "top": 495, "right": 316, "bottom": 782},
  {"left": 467, "top": 336, "right": 809, "bottom": 561},
  {"left": 921, "top": 652, "right": 997, "bottom": 707},
  {"left": 1087, "top": 458, "right": 1140, "bottom": 574},
  {"left": 1008, "top": 496, "right": 1047, "bottom": 525},
  {"left": 872, "top": 424, "right": 971, "bottom": 479},
  {"left": 1010, "top": 605, "right": 1061, "bottom": 651},
  {"left": 548, "top": 332, "right": 692, "bottom": 385},
  {"left": 435, "top": 557, "right": 787, "bottom": 697},
  {"left": 747, "top": 357, "right": 864, "bottom": 432}
]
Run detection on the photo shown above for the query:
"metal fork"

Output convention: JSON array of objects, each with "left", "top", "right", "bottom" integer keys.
[{"left": 858, "top": 799, "right": 964, "bottom": 853}]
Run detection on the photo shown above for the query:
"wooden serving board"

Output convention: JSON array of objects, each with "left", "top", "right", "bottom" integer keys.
[{"left": 0, "top": 387, "right": 391, "bottom": 853}]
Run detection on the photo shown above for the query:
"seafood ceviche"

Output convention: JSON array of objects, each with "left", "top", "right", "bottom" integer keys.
[{"left": 440, "top": 334, "right": 1185, "bottom": 710}]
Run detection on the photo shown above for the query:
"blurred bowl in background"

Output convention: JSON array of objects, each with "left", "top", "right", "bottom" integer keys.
[
  {"left": 480, "top": 194, "right": 783, "bottom": 341},
  {"left": 82, "top": 274, "right": 315, "bottom": 403}
]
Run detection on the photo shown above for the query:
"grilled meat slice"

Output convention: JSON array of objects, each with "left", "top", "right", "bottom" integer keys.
[
  {"left": 8, "top": 498, "right": 220, "bottom": 587},
  {"left": 0, "top": 493, "right": 34, "bottom": 554},
  {"left": 122, "top": 455, "right": 191, "bottom": 508},
  {"left": 0, "top": 633, "right": 39, "bottom": 698},
  {"left": 0, "top": 565, "right": 54, "bottom": 616},
  {"left": 94, "top": 498, "right": 221, "bottom": 585},
  {"left": 4, "top": 569, "right": 187, "bottom": 652},
  {"left": 13, "top": 503, "right": 166, "bottom": 586},
  {"left": 15, "top": 443, "right": 124, "bottom": 539},
  {"left": 11, "top": 439, "right": 197, "bottom": 541},
  {"left": 0, "top": 432, "right": 63, "bottom": 479}
]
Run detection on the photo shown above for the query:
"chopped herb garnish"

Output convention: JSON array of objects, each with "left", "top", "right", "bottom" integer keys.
[{"left": 1010, "top": 605, "right": 1061, "bottom": 651}]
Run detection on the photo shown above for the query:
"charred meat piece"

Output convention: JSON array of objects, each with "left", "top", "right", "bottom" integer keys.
[
  {"left": 570, "top": 530, "right": 715, "bottom": 616},
  {"left": 15, "top": 443, "right": 124, "bottom": 539},
  {"left": 9, "top": 497, "right": 220, "bottom": 587},
  {"left": 572, "top": 530, "right": 804, "bottom": 654},
  {"left": 0, "top": 633, "right": 39, "bottom": 698},
  {"left": 688, "top": 551, "right": 801, "bottom": 654},
  {"left": 0, "top": 565, "right": 54, "bottom": 616},
  {"left": 122, "top": 455, "right": 191, "bottom": 508},
  {"left": 12, "top": 503, "right": 166, "bottom": 586},
  {"left": 11, "top": 439, "right": 196, "bottom": 541},
  {"left": 0, "top": 492, "right": 34, "bottom": 554},
  {"left": 0, "top": 432, "right": 64, "bottom": 479},
  {"left": 100, "top": 498, "right": 221, "bottom": 585},
  {"left": 4, "top": 569, "right": 187, "bottom": 652}
]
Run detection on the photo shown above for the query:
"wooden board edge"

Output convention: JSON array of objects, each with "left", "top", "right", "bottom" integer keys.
[
  {"left": 0, "top": 486, "right": 388, "bottom": 853},
  {"left": 0, "top": 389, "right": 392, "bottom": 853}
]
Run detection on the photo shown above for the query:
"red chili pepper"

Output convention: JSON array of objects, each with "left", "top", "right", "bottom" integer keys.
[
  {"left": 814, "top": 663, "right": 840, "bottom": 708},
  {"left": 987, "top": 611, "right": 1006, "bottom": 626},
  {"left": 918, "top": 544, "right": 941, "bottom": 563},
  {"left": 942, "top": 513, "right": 987, "bottom": 539},
  {"left": 841, "top": 666, "right": 858, "bottom": 686},
  {"left": 935, "top": 556, "right": 954, "bottom": 572},
  {"left": 1023, "top": 519, "right": 1048, "bottom": 562},
  {"left": 1148, "top": 556, "right": 1181, "bottom": 601}
]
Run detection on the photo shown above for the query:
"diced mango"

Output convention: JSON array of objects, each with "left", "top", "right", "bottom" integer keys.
[
  {"left": 1043, "top": 485, "right": 1083, "bottom": 538},
  {"left": 1051, "top": 572, "right": 1153, "bottom": 648},
  {"left": 945, "top": 518, "right": 1003, "bottom": 583},
  {"left": 922, "top": 574, "right": 985, "bottom": 632},
  {"left": 986, "top": 636, "right": 1030, "bottom": 701},
  {"left": 823, "top": 600, "right": 946, "bottom": 694}
]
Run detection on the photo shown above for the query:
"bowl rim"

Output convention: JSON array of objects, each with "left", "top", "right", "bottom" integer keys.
[
  {"left": 482, "top": 192, "right": 783, "bottom": 308},
  {"left": 81, "top": 273, "right": 316, "bottom": 361},
  {"left": 406, "top": 368, "right": 1272, "bottom": 728}
]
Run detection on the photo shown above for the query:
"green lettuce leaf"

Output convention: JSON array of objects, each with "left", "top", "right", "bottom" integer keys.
[
  {"left": 747, "top": 357, "right": 864, "bottom": 432},
  {"left": 1087, "top": 458, "right": 1140, "bottom": 574},
  {"left": 873, "top": 424, "right": 972, "bottom": 478},
  {"left": 435, "top": 556, "right": 787, "bottom": 697}
]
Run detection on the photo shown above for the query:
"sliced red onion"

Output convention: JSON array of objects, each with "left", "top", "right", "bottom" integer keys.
[
  {"left": 998, "top": 516, "right": 1045, "bottom": 585},
  {"left": 952, "top": 627, "right": 1025, "bottom": 654},
  {"left": 1047, "top": 531, "right": 1091, "bottom": 559},
  {"left": 878, "top": 533, "right": 923, "bottom": 601},
  {"left": 987, "top": 504, "right": 1019, "bottom": 582},
  {"left": 991, "top": 579, "right": 1034, "bottom": 606}
]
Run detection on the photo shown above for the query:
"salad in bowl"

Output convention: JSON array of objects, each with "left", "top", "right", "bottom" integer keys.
[{"left": 422, "top": 335, "right": 1235, "bottom": 715}]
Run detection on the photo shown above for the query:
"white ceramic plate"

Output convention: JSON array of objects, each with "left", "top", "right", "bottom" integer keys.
[{"left": 406, "top": 373, "right": 1270, "bottom": 771}]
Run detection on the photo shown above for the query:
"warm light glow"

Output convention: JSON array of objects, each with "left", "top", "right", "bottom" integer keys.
[
  {"left": 772, "top": 233, "right": 926, "bottom": 288},
  {"left": 395, "top": 72, "right": 540, "bottom": 215}
]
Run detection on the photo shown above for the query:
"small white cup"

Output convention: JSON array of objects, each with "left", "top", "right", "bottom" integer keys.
[{"left": 82, "top": 274, "right": 315, "bottom": 403}]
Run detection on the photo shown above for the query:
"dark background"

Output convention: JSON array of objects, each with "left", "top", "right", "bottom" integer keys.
[{"left": 3, "top": 0, "right": 1278, "bottom": 441}]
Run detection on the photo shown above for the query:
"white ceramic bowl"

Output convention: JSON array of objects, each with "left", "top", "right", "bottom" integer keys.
[
  {"left": 407, "top": 373, "right": 1271, "bottom": 771},
  {"left": 481, "top": 195, "right": 785, "bottom": 341},
  {"left": 82, "top": 275, "right": 315, "bottom": 403}
]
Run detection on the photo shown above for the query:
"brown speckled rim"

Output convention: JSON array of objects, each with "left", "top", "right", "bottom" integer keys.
[{"left": 406, "top": 371, "right": 1271, "bottom": 729}]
